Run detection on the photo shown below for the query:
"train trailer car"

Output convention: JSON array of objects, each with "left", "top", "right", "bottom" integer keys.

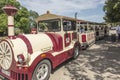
[
  {"left": 0, "top": 6, "right": 81, "bottom": 80},
  {"left": 77, "top": 20, "right": 95, "bottom": 49},
  {"left": 95, "top": 23, "right": 108, "bottom": 40}
]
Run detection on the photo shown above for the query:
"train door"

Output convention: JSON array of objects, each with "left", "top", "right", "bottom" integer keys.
[
  {"left": 63, "top": 19, "right": 77, "bottom": 48},
  {"left": 63, "top": 20, "right": 71, "bottom": 48},
  {"left": 78, "top": 22, "right": 87, "bottom": 48}
]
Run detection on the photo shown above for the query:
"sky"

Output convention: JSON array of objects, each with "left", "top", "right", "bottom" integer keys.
[{"left": 17, "top": 0, "right": 105, "bottom": 22}]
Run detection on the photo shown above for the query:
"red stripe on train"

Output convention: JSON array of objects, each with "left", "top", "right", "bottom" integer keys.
[{"left": 17, "top": 35, "right": 33, "bottom": 54}]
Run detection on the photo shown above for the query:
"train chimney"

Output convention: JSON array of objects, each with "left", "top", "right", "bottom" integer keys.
[{"left": 2, "top": 5, "right": 18, "bottom": 39}]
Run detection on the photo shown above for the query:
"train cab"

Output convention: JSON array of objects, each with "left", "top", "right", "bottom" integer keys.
[{"left": 36, "top": 11, "right": 80, "bottom": 51}]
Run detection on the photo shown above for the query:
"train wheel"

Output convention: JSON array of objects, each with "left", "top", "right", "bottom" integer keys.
[
  {"left": 32, "top": 60, "right": 51, "bottom": 80},
  {"left": 73, "top": 46, "right": 80, "bottom": 59}
]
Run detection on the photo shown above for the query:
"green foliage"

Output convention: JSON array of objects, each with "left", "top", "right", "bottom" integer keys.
[
  {"left": 29, "top": 10, "right": 39, "bottom": 28},
  {"left": 0, "top": 14, "right": 7, "bottom": 32},
  {"left": 39, "top": 22, "right": 47, "bottom": 30},
  {"left": 104, "top": 0, "right": 120, "bottom": 23},
  {"left": 15, "top": 7, "right": 30, "bottom": 33},
  {"left": 0, "top": 0, "right": 39, "bottom": 35}
]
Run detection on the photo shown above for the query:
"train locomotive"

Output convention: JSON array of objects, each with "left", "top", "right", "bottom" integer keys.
[{"left": 0, "top": 5, "right": 81, "bottom": 80}]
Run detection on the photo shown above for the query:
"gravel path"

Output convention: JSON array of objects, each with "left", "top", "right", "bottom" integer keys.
[
  {"left": 50, "top": 40, "right": 120, "bottom": 80},
  {"left": 65, "top": 40, "right": 120, "bottom": 80}
]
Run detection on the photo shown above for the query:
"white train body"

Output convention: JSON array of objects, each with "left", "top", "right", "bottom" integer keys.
[
  {"left": 0, "top": 34, "right": 53, "bottom": 70},
  {"left": 79, "top": 31, "right": 95, "bottom": 48},
  {"left": 77, "top": 20, "right": 96, "bottom": 49},
  {"left": 12, "top": 34, "right": 53, "bottom": 65}
]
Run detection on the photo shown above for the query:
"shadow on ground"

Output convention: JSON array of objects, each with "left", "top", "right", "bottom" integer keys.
[{"left": 65, "top": 40, "right": 120, "bottom": 80}]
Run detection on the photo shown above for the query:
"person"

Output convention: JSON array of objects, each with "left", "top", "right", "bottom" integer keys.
[
  {"left": 80, "top": 26, "right": 85, "bottom": 33},
  {"left": 116, "top": 25, "right": 120, "bottom": 40}
]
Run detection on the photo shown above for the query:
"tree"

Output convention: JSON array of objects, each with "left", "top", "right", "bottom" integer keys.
[
  {"left": 29, "top": 10, "right": 39, "bottom": 28},
  {"left": 0, "top": 14, "right": 7, "bottom": 35},
  {"left": 103, "top": 0, "right": 120, "bottom": 23},
  {"left": 15, "top": 6, "right": 30, "bottom": 33},
  {"left": 0, "top": 0, "right": 39, "bottom": 34}
]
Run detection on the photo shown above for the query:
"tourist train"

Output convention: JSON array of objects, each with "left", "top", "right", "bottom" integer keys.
[
  {"left": 77, "top": 20, "right": 108, "bottom": 49},
  {"left": 0, "top": 5, "right": 108, "bottom": 80}
]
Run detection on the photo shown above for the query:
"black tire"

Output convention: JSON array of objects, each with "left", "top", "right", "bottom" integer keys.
[
  {"left": 73, "top": 46, "right": 80, "bottom": 59},
  {"left": 32, "top": 60, "right": 51, "bottom": 80}
]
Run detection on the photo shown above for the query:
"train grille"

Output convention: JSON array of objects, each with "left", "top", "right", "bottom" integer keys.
[{"left": 11, "top": 71, "right": 28, "bottom": 80}]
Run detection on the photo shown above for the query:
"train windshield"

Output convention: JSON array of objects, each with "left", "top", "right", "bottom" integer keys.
[
  {"left": 63, "top": 19, "right": 76, "bottom": 31},
  {"left": 38, "top": 19, "right": 61, "bottom": 32}
]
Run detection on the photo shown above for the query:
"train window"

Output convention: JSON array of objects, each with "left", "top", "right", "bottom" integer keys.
[
  {"left": 38, "top": 19, "right": 61, "bottom": 32},
  {"left": 95, "top": 26, "right": 99, "bottom": 30},
  {"left": 101, "top": 27, "right": 104, "bottom": 30},
  {"left": 63, "top": 19, "right": 76, "bottom": 31},
  {"left": 89, "top": 26, "right": 93, "bottom": 30},
  {"left": 80, "top": 26, "right": 85, "bottom": 33},
  {"left": 85, "top": 26, "right": 87, "bottom": 31},
  {"left": 77, "top": 22, "right": 79, "bottom": 24}
]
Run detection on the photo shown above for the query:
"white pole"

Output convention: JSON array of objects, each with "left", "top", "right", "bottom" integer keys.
[{"left": 8, "top": 16, "right": 14, "bottom": 38}]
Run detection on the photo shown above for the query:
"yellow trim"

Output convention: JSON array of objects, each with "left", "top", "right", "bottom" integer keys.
[{"left": 41, "top": 53, "right": 46, "bottom": 58}]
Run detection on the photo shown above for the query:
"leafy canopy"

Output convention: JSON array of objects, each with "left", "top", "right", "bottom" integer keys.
[
  {"left": 0, "top": 0, "right": 39, "bottom": 34},
  {"left": 104, "top": 0, "right": 120, "bottom": 23}
]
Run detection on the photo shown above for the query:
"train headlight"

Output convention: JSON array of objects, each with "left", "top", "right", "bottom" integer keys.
[{"left": 17, "top": 54, "right": 25, "bottom": 64}]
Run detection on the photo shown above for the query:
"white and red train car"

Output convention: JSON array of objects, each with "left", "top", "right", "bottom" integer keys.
[
  {"left": 0, "top": 6, "right": 81, "bottom": 80},
  {"left": 77, "top": 20, "right": 108, "bottom": 49},
  {"left": 77, "top": 20, "right": 95, "bottom": 49},
  {"left": 95, "top": 23, "right": 108, "bottom": 40}
]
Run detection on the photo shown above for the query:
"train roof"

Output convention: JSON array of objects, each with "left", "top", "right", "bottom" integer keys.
[
  {"left": 36, "top": 11, "right": 76, "bottom": 22},
  {"left": 77, "top": 19, "right": 106, "bottom": 25},
  {"left": 77, "top": 19, "right": 96, "bottom": 24}
]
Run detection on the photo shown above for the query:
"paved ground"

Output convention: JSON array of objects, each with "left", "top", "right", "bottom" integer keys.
[{"left": 50, "top": 39, "right": 120, "bottom": 80}]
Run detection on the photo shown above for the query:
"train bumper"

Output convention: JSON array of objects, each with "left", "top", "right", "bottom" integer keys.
[{"left": 0, "top": 66, "right": 31, "bottom": 80}]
